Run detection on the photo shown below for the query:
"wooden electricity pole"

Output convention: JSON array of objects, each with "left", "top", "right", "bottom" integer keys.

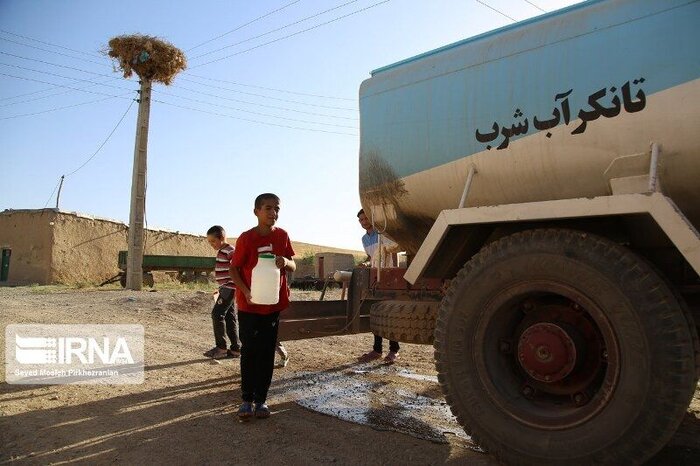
[{"left": 126, "top": 79, "right": 152, "bottom": 290}]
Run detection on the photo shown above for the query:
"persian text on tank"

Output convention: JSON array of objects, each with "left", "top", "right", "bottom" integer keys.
[{"left": 475, "top": 78, "right": 647, "bottom": 150}]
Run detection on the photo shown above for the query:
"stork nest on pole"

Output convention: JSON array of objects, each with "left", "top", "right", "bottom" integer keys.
[{"left": 106, "top": 34, "right": 186, "bottom": 85}]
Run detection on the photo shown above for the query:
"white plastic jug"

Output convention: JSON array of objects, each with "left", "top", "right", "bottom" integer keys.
[{"left": 250, "top": 253, "right": 280, "bottom": 305}]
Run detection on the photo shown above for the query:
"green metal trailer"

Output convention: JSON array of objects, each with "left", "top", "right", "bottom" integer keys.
[{"left": 103, "top": 251, "right": 216, "bottom": 287}]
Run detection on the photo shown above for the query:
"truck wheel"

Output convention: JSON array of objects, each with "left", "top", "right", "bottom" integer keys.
[
  {"left": 370, "top": 300, "right": 438, "bottom": 344},
  {"left": 435, "top": 229, "right": 696, "bottom": 465}
]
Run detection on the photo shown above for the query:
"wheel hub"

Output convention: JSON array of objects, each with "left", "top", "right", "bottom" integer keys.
[{"left": 518, "top": 322, "right": 577, "bottom": 383}]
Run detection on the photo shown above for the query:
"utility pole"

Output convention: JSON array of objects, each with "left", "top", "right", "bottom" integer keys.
[
  {"left": 55, "top": 175, "right": 65, "bottom": 209},
  {"left": 107, "top": 34, "right": 185, "bottom": 291},
  {"left": 125, "top": 79, "right": 152, "bottom": 290}
]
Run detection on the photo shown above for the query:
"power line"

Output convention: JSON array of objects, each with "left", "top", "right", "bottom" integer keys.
[
  {"left": 0, "top": 86, "right": 62, "bottom": 102},
  {"left": 153, "top": 98, "right": 358, "bottom": 136},
  {"left": 0, "top": 58, "right": 355, "bottom": 122},
  {"left": 474, "top": 0, "right": 517, "bottom": 22},
  {"left": 43, "top": 177, "right": 62, "bottom": 209},
  {"left": 0, "top": 62, "right": 134, "bottom": 93},
  {"left": 0, "top": 50, "right": 117, "bottom": 80},
  {"left": 182, "top": 73, "right": 354, "bottom": 101},
  {"left": 522, "top": 0, "right": 547, "bottom": 13},
  {"left": 169, "top": 82, "right": 358, "bottom": 118},
  {"left": 177, "top": 76, "right": 356, "bottom": 110},
  {"left": 0, "top": 50, "right": 356, "bottom": 109},
  {"left": 153, "top": 89, "right": 358, "bottom": 129},
  {"left": 190, "top": 0, "right": 361, "bottom": 60},
  {"left": 0, "top": 55, "right": 355, "bottom": 118},
  {"left": 186, "top": 0, "right": 301, "bottom": 52},
  {"left": 0, "top": 71, "right": 134, "bottom": 99},
  {"left": 0, "top": 29, "right": 103, "bottom": 59},
  {"left": 0, "top": 36, "right": 107, "bottom": 67},
  {"left": 190, "top": 0, "right": 392, "bottom": 69},
  {"left": 0, "top": 76, "right": 119, "bottom": 108},
  {"left": 65, "top": 99, "right": 135, "bottom": 177},
  {"left": 0, "top": 93, "right": 132, "bottom": 120}
]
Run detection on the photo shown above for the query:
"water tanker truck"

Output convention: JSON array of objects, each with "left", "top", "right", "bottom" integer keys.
[{"left": 356, "top": 0, "right": 700, "bottom": 463}]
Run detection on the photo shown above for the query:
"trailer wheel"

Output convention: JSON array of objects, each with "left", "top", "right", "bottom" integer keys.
[
  {"left": 435, "top": 229, "right": 696, "bottom": 465},
  {"left": 371, "top": 300, "right": 438, "bottom": 344}
]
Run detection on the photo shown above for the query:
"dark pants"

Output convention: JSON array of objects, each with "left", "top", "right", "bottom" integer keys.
[
  {"left": 238, "top": 311, "right": 281, "bottom": 404},
  {"left": 211, "top": 287, "right": 240, "bottom": 351},
  {"left": 373, "top": 334, "right": 399, "bottom": 353}
]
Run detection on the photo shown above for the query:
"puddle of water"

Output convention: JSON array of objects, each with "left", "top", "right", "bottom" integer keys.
[{"left": 275, "top": 370, "right": 482, "bottom": 450}]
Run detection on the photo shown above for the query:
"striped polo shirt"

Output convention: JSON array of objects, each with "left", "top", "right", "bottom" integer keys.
[{"left": 215, "top": 243, "right": 235, "bottom": 289}]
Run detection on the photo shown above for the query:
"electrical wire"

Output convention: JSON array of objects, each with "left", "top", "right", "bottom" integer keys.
[
  {"left": 42, "top": 177, "right": 62, "bottom": 209},
  {"left": 0, "top": 86, "right": 59, "bottom": 102},
  {"left": 0, "top": 50, "right": 117, "bottom": 80},
  {"left": 1, "top": 31, "right": 355, "bottom": 102},
  {"left": 522, "top": 0, "right": 547, "bottom": 13},
  {"left": 0, "top": 50, "right": 356, "bottom": 110},
  {"left": 190, "top": 0, "right": 361, "bottom": 60},
  {"left": 0, "top": 36, "right": 107, "bottom": 67},
  {"left": 176, "top": 76, "right": 357, "bottom": 110},
  {"left": 182, "top": 73, "right": 354, "bottom": 101},
  {"left": 0, "top": 28, "right": 103, "bottom": 59},
  {"left": 152, "top": 98, "right": 358, "bottom": 136},
  {"left": 0, "top": 62, "right": 134, "bottom": 93},
  {"left": 152, "top": 88, "right": 357, "bottom": 128},
  {"left": 0, "top": 93, "right": 132, "bottom": 120},
  {"left": 0, "top": 30, "right": 355, "bottom": 102},
  {"left": 0, "top": 50, "right": 120, "bottom": 102},
  {"left": 0, "top": 76, "right": 119, "bottom": 108},
  {"left": 190, "top": 0, "right": 392, "bottom": 69},
  {"left": 186, "top": 0, "right": 301, "bottom": 52},
  {"left": 0, "top": 71, "right": 133, "bottom": 99},
  {"left": 64, "top": 99, "right": 135, "bottom": 177},
  {"left": 166, "top": 83, "right": 358, "bottom": 119},
  {"left": 474, "top": 0, "right": 517, "bottom": 22}
]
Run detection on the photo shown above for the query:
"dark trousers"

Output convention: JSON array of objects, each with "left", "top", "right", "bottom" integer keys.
[
  {"left": 373, "top": 334, "right": 399, "bottom": 353},
  {"left": 238, "top": 311, "right": 280, "bottom": 404},
  {"left": 211, "top": 287, "right": 240, "bottom": 351}
]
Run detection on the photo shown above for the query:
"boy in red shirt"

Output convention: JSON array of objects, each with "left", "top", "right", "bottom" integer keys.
[{"left": 229, "top": 193, "right": 296, "bottom": 420}]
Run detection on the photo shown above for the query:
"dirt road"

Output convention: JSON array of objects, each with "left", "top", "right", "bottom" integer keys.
[{"left": 1, "top": 287, "right": 698, "bottom": 465}]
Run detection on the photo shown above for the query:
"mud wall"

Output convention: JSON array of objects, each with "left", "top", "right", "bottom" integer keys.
[
  {"left": 0, "top": 209, "right": 213, "bottom": 285},
  {"left": 314, "top": 253, "right": 356, "bottom": 278},
  {"left": 1, "top": 209, "right": 364, "bottom": 286},
  {"left": 0, "top": 210, "right": 55, "bottom": 285},
  {"left": 50, "top": 212, "right": 213, "bottom": 285}
]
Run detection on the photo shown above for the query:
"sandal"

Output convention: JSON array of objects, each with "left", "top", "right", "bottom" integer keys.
[
  {"left": 384, "top": 351, "right": 399, "bottom": 364},
  {"left": 203, "top": 347, "right": 228, "bottom": 359},
  {"left": 274, "top": 344, "right": 289, "bottom": 368},
  {"left": 275, "top": 347, "right": 289, "bottom": 368},
  {"left": 357, "top": 350, "right": 382, "bottom": 363}
]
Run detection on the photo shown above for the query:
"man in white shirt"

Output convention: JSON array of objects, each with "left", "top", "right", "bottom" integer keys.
[{"left": 356, "top": 209, "right": 400, "bottom": 364}]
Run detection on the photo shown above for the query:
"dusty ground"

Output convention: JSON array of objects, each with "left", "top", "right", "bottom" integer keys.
[{"left": 1, "top": 286, "right": 699, "bottom": 465}]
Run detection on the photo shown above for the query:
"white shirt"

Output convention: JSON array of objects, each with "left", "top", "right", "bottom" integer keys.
[{"left": 362, "top": 229, "right": 397, "bottom": 268}]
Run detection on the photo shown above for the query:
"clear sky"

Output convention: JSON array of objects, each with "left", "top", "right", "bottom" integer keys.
[{"left": 0, "top": 0, "right": 582, "bottom": 251}]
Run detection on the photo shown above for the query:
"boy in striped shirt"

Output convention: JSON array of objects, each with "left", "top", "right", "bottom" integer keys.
[{"left": 203, "top": 225, "right": 241, "bottom": 359}]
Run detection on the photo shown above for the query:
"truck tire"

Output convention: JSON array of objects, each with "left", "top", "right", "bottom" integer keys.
[
  {"left": 435, "top": 229, "right": 696, "bottom": 465},
  {"left": 370, "top": 300, "right": 438, "bottom": 344}
]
